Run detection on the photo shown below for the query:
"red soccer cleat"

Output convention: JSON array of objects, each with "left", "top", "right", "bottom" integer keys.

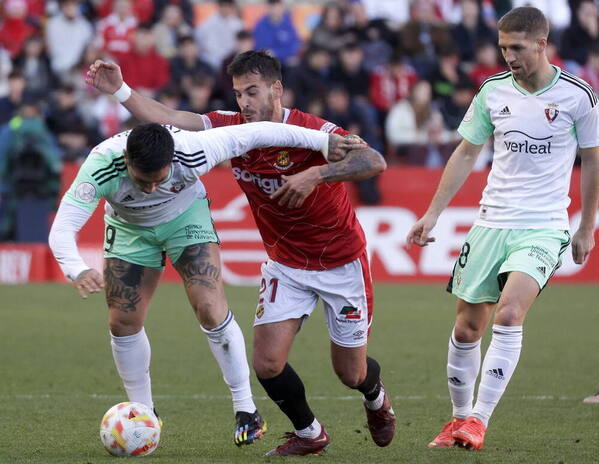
[
  {"left": 264, "top": 427, "right": 331, "bottom": 456},
  {"left": 452, "top": 416, "right": 487, "bottom": 450},
  {"left": 427, "top": 417, "right": 465, "bottom": 448},
  {"left": 364, "top": 387, "right": 396, "bottom": 447}
]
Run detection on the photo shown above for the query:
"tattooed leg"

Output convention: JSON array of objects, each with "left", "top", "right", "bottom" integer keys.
[
  {"left": 174, "top": 242, "right": 228, "bottom": 329},
  {"left": 175, "top": 243, "right": 256, "bottom": 415},
  {"left": 104, "top": 258, "right": 162, "bottom": 336}
]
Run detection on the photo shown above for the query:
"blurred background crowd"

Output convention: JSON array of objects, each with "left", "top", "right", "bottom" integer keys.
[{"left": 0, "top": 0, "right": 598, "bottom": 240}]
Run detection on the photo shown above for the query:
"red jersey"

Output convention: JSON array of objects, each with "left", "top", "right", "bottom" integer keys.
[{"left": 203, "top": 109, "right": 367, "bottom": 270}]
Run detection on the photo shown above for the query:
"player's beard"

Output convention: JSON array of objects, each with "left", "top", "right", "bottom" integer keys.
[{"left": 257, "top": 93, "right": 275, "bottom": 122}]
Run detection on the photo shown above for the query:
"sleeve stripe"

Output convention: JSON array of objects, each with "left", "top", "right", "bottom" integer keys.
[
  {"left": 559, "top": 75, "right": 597, "bottom": 107},
  {"left": 174, "top": 154, "right": 206, "bottom": 163},
  {"left": 173, "top": 159, "right": 208, "bottom": 168},
  {"left": 92, "top": 165, "right": 126, "bottom": 183},
  {"left": 562, "top": 70, "right": 597, "bottom": 99},
  {"left": 476, "top": 71, "right": 511, "bottom": 94},
  {"left": 174, "top": 149, "right": 205, "bottom": 157},
  {"left": 96, "top": 171, "right": 123, "bottom": 186},
  {"left": 91, "top": 157, "right": 125, "bottom": 177}
]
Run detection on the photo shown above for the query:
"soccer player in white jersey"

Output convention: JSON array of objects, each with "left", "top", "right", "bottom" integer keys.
[
  {"left": 48, "top": 121, "right": 350, "bottom": 446},
  {"left": 406, "top": 6, "right": 599, "bottom": 450}
]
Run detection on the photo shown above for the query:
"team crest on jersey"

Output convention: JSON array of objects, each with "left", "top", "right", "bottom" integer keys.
[
  {"left": 170, "top": 181, "right": 185, "bottom": 193},
  {"left": 256, "top": 303, "right": 264, "bottom": 319},
  {"left": 75, "top": 182, "right": 96, "bottom": 203},
  {"left": 544, "top": 104, "right": 559, "bottom": 123},
  {"left": 274, "top": 151, "right": 294, "bottom": 170}
]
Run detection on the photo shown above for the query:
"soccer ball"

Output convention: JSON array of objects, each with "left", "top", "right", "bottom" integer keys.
[{"left": 99, "top": 402, "right": 161, "bottom": 457}]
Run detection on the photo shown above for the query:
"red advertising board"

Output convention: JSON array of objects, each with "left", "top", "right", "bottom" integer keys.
[{"left": 1, "top": 165, "right": 597, "bottom": 284}]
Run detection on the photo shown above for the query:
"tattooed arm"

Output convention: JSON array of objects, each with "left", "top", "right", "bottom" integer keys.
[{"left": 270, "top": 145, "right": 387, "bottom": 208}]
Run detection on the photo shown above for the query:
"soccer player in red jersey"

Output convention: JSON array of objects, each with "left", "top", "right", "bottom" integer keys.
[{"left": 87, "top": 50, "right": 396, "bottom": 456}]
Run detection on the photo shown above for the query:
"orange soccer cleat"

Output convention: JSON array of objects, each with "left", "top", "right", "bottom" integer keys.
[
  {"left": 452, "top": 416, "right": 487, "bottom": 450},
  {"left": 427, "top": 417, "right": 465, "bottom": 448}
]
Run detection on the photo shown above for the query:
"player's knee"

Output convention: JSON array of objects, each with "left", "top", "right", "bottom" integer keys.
[
  {"left": 253, "top": 355, "right": 285, "bottom": 379},
  {"left": 495, "top": 301, "right": 526, "bottom": 326},
  {"left": 109, "top": 318, "right": 143, "bottom": 337},
  {"left": 453, "top": 322, "right": 484, "bottom": 343},
  {"left": 192, "top": 301, "right": 225, "bottom": 329},
  {"left": 335, "top": 368, "right": 365, "bottom": 388}
]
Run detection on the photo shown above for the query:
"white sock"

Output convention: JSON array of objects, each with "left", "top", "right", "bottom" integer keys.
[
  {"left": 364, "top": 385, "right": 385, "bottom": 411},
  {"left": 110, "top": 327, "right": 153, "bottom": 409},
  {"left": 201, "top": 311, "right": 256, "bottom": 414},
  {"left": 472, "top": 324, "right": 523, "bottom": 426},
  {"left": 296, "top": 418, "right": 322, "bottom": 439},
  {"left": 447, "top": 329, "right": 481, "bottom": 419}
]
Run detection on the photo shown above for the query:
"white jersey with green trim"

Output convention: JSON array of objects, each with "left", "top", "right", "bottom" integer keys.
[
  {"left": 62, "top": 122, "right": 329, "bottom": 227},
  {"left": 458, "top": 66, "right": 599, "bottom": 229}
]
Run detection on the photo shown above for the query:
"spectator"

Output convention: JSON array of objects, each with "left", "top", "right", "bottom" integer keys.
[
  {"left": 287, "top": 47, "right": 332, "bottom": 111},
  {"left": 157, "top": 84, "right": 184, "bottom": 110},
  {"left": 310, "top": 1, "right": 352, "bottom": 55},
  {"left": 427, "top": 45, "right": 470, "bottom": 106},
  {"left": 91, "top": 94, "right": 130, "bottom": 138},
  {"left": 450, "top": 0, "right": 496, "bottom": 64},
  {"left": 152, "top": 0, "right": 194, "bottom": 26},
  {"left": 119, "top": 26, "right": 170, "bottom": 96},
  {"left": 438, "top": 76, "right": 474, "bottom": 131},
  {"left": 96, "top": 0, "right": 154, "bottom": 24},
  {"left": 360, "top": 0, "right": 410, "bottom": 28},
  {"left": 330, "top": 42, "right": 370, "bottom": 99},
  {"left": 0, "top": 0, "right": 37, "bottom": 59},
  {"left": 169, "top": 36, "right": 214, "bottom": 97},
  {"left": 468, "top": 41, "right": 506, "bottom": 88},
  {"left": 0, "top": 98, "right": 61, "bottom": 241},
  {"left": 560, "top": 0, "right": 599, "bottom": 69},
  {"left": 195, "top": 0, "right": 244, "bottom": 71},
  {"left": 0, "top": 47, "right": 13, "bottom": 98},
  {"left": 46, "top": 83, "right": 91, "bottom": 161},
  {"left": 581, "top": 42, "right": 599, "bottom": 92},
  {"left": 152, "top": 4, "right": 192, "bottom": 59},
  {"left": 219, "top": 30, "right": 255, "bottom": 108},
  {"left": 399, "top": 0, "right": 454, "bottom": 76},
  {"left": 324, "top": 84, "right": 382, "bottom": 204},
  {"left": 14, "top": 36, "right": 56, "bottom": 98},
  {"left": 185, "top": 75, "right": 220, "bottom": 114},
  {"left": 385, "top": 80, "right": 452, "bottom": 166},
  {"left": 355, "top": 19, "right": 395, "bottom": 72},
  {"left": 253, "top": 0, "right": 302, "bottom": 63},
  {"left": 0, "top": 71, "right": 27, "bottom": 125},
  {"left": 96, "top": 0, "right": 137, "bottom": 63},
  {"left": 46, "top": 0, "right": 93, "bottom": 79},
  {"left": 369, "top": 50, "right": 419, "bottom": 114}
]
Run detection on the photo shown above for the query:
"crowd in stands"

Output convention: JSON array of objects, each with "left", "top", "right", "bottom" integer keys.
[{"left": 0, "top": 0, "right": 598, "bottom": 239}]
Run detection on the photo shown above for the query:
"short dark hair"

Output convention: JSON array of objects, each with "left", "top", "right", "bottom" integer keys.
[
  {"left": 497, "top": 7, "right": 549, "bottom": 39},
  {"left": 226, "top": 50, "right": 282, "bottom": 83},
  {"left": 126, "top": 123, "right": 174, "bottom": 173}
]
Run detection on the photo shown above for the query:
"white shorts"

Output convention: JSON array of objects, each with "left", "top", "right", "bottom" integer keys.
[{"left": 253, "top": 252, "right": 373, "bottom": 348}]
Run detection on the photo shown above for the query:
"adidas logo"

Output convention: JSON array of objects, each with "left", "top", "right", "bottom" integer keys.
[
  {"left": 448, "top": 376, "right": 464, "bottom": 386},
  {"left": 537, "top": 266, "right": 546, "bottom": 276},
  {"left": 122, "top": 194, "right": 135, "bottom": 202},
  {"left": 486, "top": 368, "right": 505, "bottom": 380},
  {"left": 499, "top": 106, "right": 511, "bottom": 115}
]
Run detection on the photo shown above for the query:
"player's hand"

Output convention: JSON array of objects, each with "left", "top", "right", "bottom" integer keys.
[
  {"left": 571, "top": 228, "right": 595, "bottom": 264},
  {"left": 327, "top": 134, "right": 367, "bottom": 162},
  {"left": 406, "top": 214, "right": 437, "bottom": 249},
  {"left": 85, "top": 60, "right": 123, "bottom": 94},
  {"left": 270, "top": 166, "right": 321, "bottom": 208},
  {"left": 74, "top": 268, "right": 105, "bottom": 299}
]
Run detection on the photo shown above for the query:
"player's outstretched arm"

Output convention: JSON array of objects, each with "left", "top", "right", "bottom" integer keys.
[
  {"left": 571, "top": 146, "right": 599, "bottom": 264},
  {"left": 270, "top": 142, "right": 386, "bottom": 208},
  {"left": 86, "top": 60, "right": 205, "bottom": 131},
  {"left": 406, "top": 139, "right": 484, "bottom": 248},
  {"left": 49, "top": 201, "right": 104, "bottom": 299}
]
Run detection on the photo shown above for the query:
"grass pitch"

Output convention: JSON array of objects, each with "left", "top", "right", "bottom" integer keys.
[{"left": 1, "top": 283, "right": 598, "bottom": 463}]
